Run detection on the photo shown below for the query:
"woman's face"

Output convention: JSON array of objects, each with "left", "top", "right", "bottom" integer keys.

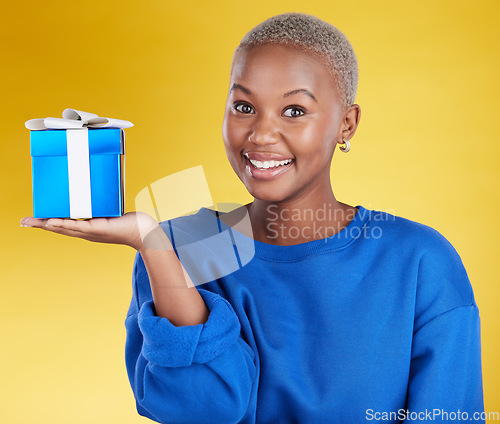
[{"left": 222, "top": 43, "right": 351, "bottom": 204}]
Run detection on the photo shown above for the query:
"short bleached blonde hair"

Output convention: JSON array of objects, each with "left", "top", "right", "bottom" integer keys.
[{"left": 232, "top": 12, "right": 358, "bottom": 108}]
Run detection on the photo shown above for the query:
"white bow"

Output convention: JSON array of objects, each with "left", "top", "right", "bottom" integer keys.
[{"left": 25, "top": 108, "right": 134, "bottom": 130}]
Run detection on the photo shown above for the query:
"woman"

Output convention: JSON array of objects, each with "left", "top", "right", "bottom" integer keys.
[{"left": 21, "top": 12, "right": 484, "bottom": 423}]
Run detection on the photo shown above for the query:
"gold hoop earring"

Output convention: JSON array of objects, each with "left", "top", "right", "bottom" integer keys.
[{"left": 339, "top": 139, "right": 351, "bottom": 153}]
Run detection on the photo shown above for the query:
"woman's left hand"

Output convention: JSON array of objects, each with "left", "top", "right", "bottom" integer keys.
[{"left": 19, "top": 212, "right": 160, "bottom": 251}]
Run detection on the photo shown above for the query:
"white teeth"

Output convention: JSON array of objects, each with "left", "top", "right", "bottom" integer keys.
[{"left": 248, "top": 158, "right": 293, "bottom": 169}]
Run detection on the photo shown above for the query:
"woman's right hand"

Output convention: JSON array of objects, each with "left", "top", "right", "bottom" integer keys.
[{"left": 20, "top": 212, "right": 163, "bottom": 251}]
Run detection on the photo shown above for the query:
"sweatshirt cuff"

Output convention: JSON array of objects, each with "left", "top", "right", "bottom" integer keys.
[{"left": 138, "top": 288, "right": 242, "bottom": 367}]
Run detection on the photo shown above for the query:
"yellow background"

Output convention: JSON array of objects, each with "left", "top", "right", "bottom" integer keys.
[{"left": 1, "top": 0, "right": 499, "bottom": 422}]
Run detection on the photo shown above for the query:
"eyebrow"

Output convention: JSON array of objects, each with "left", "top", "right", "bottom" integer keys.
[
  {"left": 230, "top": 83, "right": 318, "bottom": 103},
  {"left": 230, "top": 83, "right": 252, "bottom": 95},
  {"left": 284, "top": 88, "right": 318, "bottom": 103}
]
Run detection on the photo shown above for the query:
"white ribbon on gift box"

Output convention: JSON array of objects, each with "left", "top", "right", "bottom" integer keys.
[
  {"left": 25, "top": 109, "right": 133, "bottom": 219},
  {"left": 25, "top": 108, "right": 134, "bottom": 131}
]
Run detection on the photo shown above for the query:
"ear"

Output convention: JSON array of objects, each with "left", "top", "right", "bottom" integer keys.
[{"left": 338, "top": 104, "right": 361, "bottom": 144}]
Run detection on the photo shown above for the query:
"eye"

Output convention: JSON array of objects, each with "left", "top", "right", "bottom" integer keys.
[
  {"left": 283, "top": 106, "right": 305, "bottom": 118},
  {"left": 234, "top": 102, "right": 255, "bottom": 114}
]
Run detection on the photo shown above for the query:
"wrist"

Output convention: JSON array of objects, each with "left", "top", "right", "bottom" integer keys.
[{"left": 137, "top": 224, "right": 173, "bottom": 253}]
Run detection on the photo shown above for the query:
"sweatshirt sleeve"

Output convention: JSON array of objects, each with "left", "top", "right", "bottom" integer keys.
[
  {"left": 405, "top": 231, "right": 484, "bottom": 422},
  {"left": 125, "top": 251, "right": 257, "bottom": 424}
]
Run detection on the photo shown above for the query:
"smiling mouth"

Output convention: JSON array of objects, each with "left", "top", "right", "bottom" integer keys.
[
  {"left": 244, "top": 155, "right": 295, "bottom": 181},
  {"left": 248, "top": 158, "right": 293, "bottom": 169}
]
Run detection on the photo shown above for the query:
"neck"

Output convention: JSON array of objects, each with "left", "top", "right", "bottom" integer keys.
[{"left": 246, "top": 185, "right": 357, "bottom": 246}]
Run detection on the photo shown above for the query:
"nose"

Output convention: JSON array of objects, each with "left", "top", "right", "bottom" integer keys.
[{"left": 248, "top": 114, "right": 280, "bottom": 146}]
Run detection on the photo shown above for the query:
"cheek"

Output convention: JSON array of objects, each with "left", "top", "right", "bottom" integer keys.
[
  {"left": 285, "top": 123, "right": 334, "bottom": 160},
  {"left": 223, "top": 117, "right": 248, "bottom": 152},
  {"left": 222, "top": 120, "right": 245, "bottom": 172}
]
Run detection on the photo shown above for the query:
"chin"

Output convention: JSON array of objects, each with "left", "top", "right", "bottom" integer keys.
[{"left": 244, "top": 181, "right": 293, "bottom": 204}]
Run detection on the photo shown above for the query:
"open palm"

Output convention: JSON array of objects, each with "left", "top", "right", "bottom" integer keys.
[{"left": 20, "top": 212, "right": 161, "bottom": 251}]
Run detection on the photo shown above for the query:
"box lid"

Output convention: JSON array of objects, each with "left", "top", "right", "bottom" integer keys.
[{"left": 30, "top": 128, "right": 124, "bottom": 157}]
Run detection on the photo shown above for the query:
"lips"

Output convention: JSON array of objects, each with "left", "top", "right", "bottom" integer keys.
[
  {"left": 244, "top": 152, "right": 294, "bottom": 162},
  {"left": 248, "top": 158, "right": 293, "bottom": 169},
  {"left": 243, "top": 152, "right": 295, "bottom": 181}
]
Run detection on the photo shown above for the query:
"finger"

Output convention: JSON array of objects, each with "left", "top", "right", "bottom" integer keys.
[
  {"left": 41, "top": 223, "right": 90, "bottom": 239},
  {"left": 20, "top": 217, "right": 49, "bottom": 228},
  {"left": 45, "top": 218, "right": 92, "bottom": 233},
  {"left": 21, "top": 217, "right": 90, "bottom": 235}
]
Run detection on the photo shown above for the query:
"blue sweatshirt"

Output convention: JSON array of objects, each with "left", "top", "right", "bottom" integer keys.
[{"left": 125, "top": 205, "right": 484, "bottom": 423}]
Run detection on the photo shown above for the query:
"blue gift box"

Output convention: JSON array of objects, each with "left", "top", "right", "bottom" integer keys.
[{"left": 30, "top": 128, "right": 125, "bottom": 218}]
